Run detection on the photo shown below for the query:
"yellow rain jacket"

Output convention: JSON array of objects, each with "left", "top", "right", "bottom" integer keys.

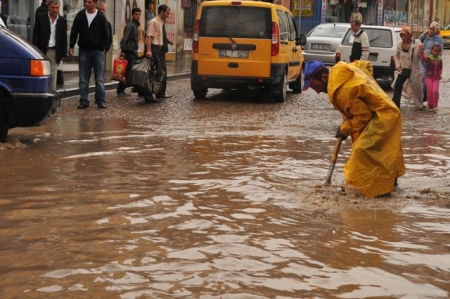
[{"left": 328, "top": 61, "right": 406, "bottom": 197}]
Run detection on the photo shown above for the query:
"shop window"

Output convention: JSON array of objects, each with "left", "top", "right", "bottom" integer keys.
[
  {"left": 183, "top": 0, "right": 197, "bottom": 35},
  {"left": 383, "top": 0, "right": 409, "bottom": 27},
  {"left": 63, "top": 0, "right": 84, "bottom": 60},
  {"left": 2, "top": 0, "right": 32, "bottom": 40},
  {"left": 64, "top": 0, "right": 84, "bottom": 37}
]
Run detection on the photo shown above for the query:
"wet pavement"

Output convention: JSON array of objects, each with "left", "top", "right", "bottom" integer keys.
[{"left": 0, "top": 52, "right": 449, "bottom": 298}]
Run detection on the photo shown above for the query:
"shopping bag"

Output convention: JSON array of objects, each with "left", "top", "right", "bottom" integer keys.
[
  {"left": 131, "top": 57, "right": 154, "bottom": 94},
  {"left": 56, "top": 60, "right": 64, "bottom": 85},
  {"left": 111, "top": 56, "right": 128, "bottom": 83}
]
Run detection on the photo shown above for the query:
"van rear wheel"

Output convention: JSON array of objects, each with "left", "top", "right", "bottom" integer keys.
[
  {"left": 0, "top": 90, "right": 10, "bottom": 143},
  {"left": 0, "top": 108, "right": 8, "bottom": 143},
  {"left": 290, "top": 71, "right": 302, "bottom": 93},
  {"left": 271, "top": 72, "right": 287, "bottom": 103},
  {"left": 193, "top": 88, "right": 208, "bottom": 99}
]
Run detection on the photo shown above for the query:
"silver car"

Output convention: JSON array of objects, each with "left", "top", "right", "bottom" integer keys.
[
  {"left": 336, "top": 25, "right": 402, "bottom": 87},
  {"left": 303, "top": 23, "right": 349, "bottom": 66}
]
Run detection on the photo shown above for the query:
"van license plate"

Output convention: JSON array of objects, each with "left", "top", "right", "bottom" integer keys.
[
  {"left": 219, "top": 50, "right": 249, "bottom": 58},
  {"left": 368, "top": 54, "right": 377, "bottom": 61}
]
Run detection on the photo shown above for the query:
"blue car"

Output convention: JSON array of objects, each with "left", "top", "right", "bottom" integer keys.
[{"left": 0, "top": 26, "right": 60, "bottom": 142}]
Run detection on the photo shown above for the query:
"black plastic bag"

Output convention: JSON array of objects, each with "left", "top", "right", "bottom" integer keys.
[
  {"left": 131, "top": 57, "right": 165, "bottom": 95},
  {"left": 57, "top": 70, "right": 64, "bottom": 85},
  {"left": 131, "top": 57, "right": 154, "bottom": 94},
  {"left": 401, "top": 68, "right": 411, "bottom": 79}
]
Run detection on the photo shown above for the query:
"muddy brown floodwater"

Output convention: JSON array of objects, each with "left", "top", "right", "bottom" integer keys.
[{"left": 1, "top": 62, "right": 449, "bottom": 298}]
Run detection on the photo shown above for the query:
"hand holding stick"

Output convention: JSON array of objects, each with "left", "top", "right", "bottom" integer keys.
[{"left": 325, "top": 137, "right": 343, "bottom": 185}]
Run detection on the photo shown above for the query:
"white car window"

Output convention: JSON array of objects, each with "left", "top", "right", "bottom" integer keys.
[{"left": 342, "top": 28, "right": 397, "bottom": 48}]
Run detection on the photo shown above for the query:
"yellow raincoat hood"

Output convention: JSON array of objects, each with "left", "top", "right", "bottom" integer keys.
[{"left": 328, "top": 61, "right": 405, "bottom": 197}]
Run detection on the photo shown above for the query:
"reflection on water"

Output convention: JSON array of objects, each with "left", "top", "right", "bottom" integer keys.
[
  {"left": 0, "top": 86, "right": 449, "bottom": 297},
  {"left": 1, "top": 129, "right": 449, "bottom": 298}
]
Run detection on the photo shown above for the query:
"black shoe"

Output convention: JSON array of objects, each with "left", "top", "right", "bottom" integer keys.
[
  {"left": 97, "top": 103, "right": 107, "bottom": 109},
  {"left": 117, "top": 92, "right": 131, "bottom": 97},
  {"left": 144, "top": 95, "right": 156, "bottom": 103},
  {"left": 77, "top": 103, "right": 89, "bottom": 109},
  {"left": 338, "top": 187, "right": 347, "bottom": 195}
]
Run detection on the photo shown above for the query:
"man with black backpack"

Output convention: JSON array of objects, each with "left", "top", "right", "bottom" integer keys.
[{"left": 117, "top": 7, "right": 141, "bottom": 98}]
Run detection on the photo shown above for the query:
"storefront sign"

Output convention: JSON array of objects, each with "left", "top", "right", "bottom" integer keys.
[
  {"left": 184, "top": 38, "right": 192, "bottom": 51},
  {"left": 377, "top": 0, "right": 383, "bottom": 26},
  {"left": 291, "top": 0, "right": 313, "bottom": 18},
  {"left": 321, "top": 0, "right": 326, "bottom": 23}
]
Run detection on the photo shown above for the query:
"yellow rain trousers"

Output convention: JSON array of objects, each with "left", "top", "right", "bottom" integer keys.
[{"left": 328, "top": 61, "right": 406, "bottom": 197}]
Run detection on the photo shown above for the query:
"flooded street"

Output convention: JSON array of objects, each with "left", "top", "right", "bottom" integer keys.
[{"left": 1, "top": 59, "right": 449, "bottom": 298}]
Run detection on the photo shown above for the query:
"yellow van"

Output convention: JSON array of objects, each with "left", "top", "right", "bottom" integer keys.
[{"left": 191, "top": 0, "right": 307, "bottom": 102}]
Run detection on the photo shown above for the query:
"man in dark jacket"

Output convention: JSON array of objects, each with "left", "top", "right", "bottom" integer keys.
[
  {"left": 35, "top": 0, "right": 49, "bottom": 18},
  {"left": 69, "top": 0, "right": 109, "bottom": 109},
  {"left": 97, "top": 1, "right": 112, "bottom": 54},
  {"left": 0, "top": 1, "right": 7, "bottom": 27},
  {"left": 33, "top": 0, "right": 67, "bottom": 91},
  {"left": 117, "top": 7, "right": 141, "bottom": 97}
]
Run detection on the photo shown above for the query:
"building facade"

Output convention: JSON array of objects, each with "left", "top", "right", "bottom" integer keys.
[{"left": 294, "top": 0, "right": 444, "bottom": 36}]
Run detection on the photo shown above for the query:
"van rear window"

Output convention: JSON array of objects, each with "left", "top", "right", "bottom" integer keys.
[
  {"left": 199, "top": 6, "right": 271, "bottom": 39},
  {"left": 342, "top": 28, "right": 395, "bottom": 48}
]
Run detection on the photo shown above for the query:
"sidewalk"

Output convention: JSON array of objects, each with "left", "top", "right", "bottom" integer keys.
[{"left": 57, "top": 55, "right": 191, "bottom": 98}]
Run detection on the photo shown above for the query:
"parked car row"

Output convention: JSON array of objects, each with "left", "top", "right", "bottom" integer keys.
[
  {"left": 4, "top": 15, "right": 30, "bottom": 38},
  {"left": 190, "top": 6, "right": 413, "bottom": 101},
  {"left": 303, "top": 23, "right": 349, "bottom": 66},
  {"left": 304, "top": 23, "right": 402, "bottom": 87}
]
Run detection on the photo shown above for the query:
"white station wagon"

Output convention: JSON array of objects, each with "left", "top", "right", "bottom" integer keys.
[{"left": 335, "top": 25, "right": 401, "bottom": 87}]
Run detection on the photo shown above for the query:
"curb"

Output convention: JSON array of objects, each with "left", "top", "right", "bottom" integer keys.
[{"left": 57, "top": 72, "right": 191, "bottom": 99}]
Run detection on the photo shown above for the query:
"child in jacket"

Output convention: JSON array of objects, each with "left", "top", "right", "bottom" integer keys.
[{"left": 420, "top": 43, "right": 443, "bottom": 110}]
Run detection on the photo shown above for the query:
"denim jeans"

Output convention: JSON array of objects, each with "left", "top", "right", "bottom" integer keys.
[
  {"left": 117, "top": 51, "right": 136, "bottom": 94},
  {"left": 79, "top": 49, "right": 105, "bottom": 106}
]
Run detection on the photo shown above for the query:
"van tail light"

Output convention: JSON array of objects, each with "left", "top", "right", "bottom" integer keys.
[
  {"left": 390, "top": 56, "right": 395, "bottom": 67},
  {"left": 30, "top": 60, "right": 51, "bottom": 76},
  {"left": 193, "top": 20, "right": 200, "bottom": 54},
  {"left": 271, "top": 22, "right": 279, "bottom": 56},
  {"left": 335, "top": 53, "right": 341, "bottom": 63}
]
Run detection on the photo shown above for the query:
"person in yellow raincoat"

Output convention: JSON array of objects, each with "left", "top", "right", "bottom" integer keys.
[{"left": 303, "top": 60, "right": 406, "bottom": 197}]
